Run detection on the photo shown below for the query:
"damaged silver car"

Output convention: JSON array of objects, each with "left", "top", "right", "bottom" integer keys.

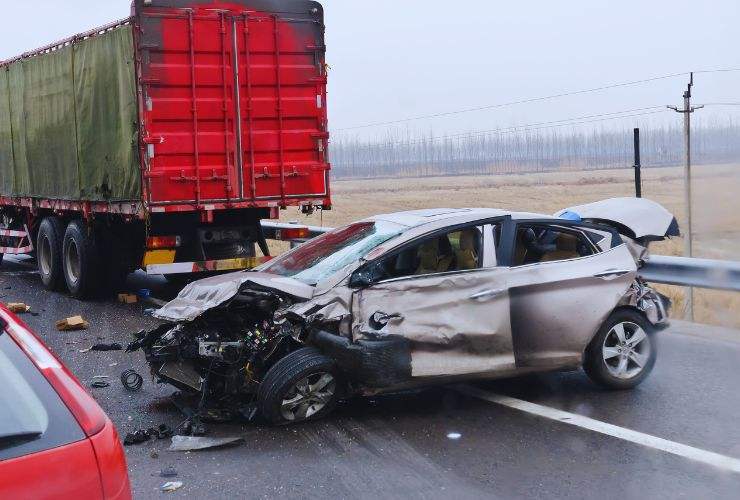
[{"left": 128, "top": 198, "right": 677, "bottom": 425}]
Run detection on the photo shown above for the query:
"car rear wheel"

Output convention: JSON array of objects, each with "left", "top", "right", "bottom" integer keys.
[
  {"left": 38, "top": 217, "right": 66, "bottom": 291},
  {"left": 63, "top": 220, "right": 101, "bottom": 298},
  {"left": 584, "top": 309, "right": 656, "bottom": 390},
  {"left": 257, "top": 347, "right": 342, "bottom": 425}
]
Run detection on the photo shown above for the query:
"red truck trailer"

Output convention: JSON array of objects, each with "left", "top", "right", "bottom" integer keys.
[{"left": 0, "top": 0, "right": 330, "bottom": 297}]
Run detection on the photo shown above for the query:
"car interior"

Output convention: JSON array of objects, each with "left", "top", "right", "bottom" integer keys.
[
  {"left": 379, "top": 226, "right": 484, "bottom": 279},
  {"left": 514, "top": 225, "right": 596, "bottom": 266}
]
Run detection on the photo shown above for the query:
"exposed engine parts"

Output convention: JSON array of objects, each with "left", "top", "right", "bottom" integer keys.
[{"left": 127, "top": 287, "right": 303, "bottom": 418}]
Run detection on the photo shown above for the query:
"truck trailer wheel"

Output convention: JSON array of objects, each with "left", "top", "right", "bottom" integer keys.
[
  {"left": 62, "top": 220, "right": 101, "bottom": 298},
  {"left": 37, "top": 217, "right": 66, "bottom": 291}
]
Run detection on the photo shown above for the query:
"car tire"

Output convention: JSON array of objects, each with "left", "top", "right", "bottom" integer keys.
[
  {"left": 37, "top": 217, "right": 67, "bottom": 291},
  {"left": 62, "top": 220, "right": 101, "bottom": 298},
  {"left": 258, "top": 347, "right": 343, "bottom": 425},
  {"left": 584, "top": 309, "right": 657, "bottom": 390}
]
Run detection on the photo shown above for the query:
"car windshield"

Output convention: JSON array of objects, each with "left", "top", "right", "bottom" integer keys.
[{"left": 259, "top": 220, "right": 405, "bottom": 284}]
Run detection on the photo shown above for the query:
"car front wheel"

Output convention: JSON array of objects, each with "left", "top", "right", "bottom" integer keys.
[
  {"left": 584, "top": 309, "right": 657, "bottom": 390},
  {"left": 257, "top": 347, "right": 343, "bottom": 425}
]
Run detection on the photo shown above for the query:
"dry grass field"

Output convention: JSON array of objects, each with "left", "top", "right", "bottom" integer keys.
[{"left": 278, "top": 164, "right": 740, "bottom": 328}]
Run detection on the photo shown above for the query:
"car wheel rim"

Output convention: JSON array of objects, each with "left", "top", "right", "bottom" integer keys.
[
  {"left": 602, "top": 321, "right": 651, "bottom": 379},
  {"left": 280, "top": 372, "right": 336, "bottom": 422},
  {"left": 39, "top": 235, "right": 52, "bottom": 277},
  {"left": 65, "top": 240, "right": 81, "bottom": 285}
]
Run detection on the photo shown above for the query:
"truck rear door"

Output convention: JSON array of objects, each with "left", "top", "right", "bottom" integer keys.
[{"left": 136, "top": 1, "right": 329, "bottom": 209}]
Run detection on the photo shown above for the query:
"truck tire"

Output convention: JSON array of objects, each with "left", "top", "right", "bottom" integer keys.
[
  {"left": 62, "top": 220, "right": 101, "bottom": 298},
  {"left": 37, "top": 217, "right": 66, "bottom": 291},
  {"left": 584, "top": 309, "right": 657, "bottom": 390},
  {"left": 258, "top": 347, "right": 343, "bottom": 425}
]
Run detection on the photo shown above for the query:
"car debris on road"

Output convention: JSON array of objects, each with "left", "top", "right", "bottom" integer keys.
[
  {"left": 56, "top": 315, "right": 89, "bottom": 331},
  {"left": 121, "top": 369, "right": 144, "bottom": 391},
  {"left": 168, "top": 435, "right": 243, "bottom": 452},
  {"left": 161, "top": 481, "right": 183, "bottom": 493},
  {"left": 118, "top": 293, "right": 138, "bottom": 304},
  {"left": 6, "top": 302, "right": 30, "bottom": 313},
  {"left": 123, "top": 424, "right": 174, "bottom": 446},
  {"left": 127, "top": 199, "right": 676, "bottom": 426},
  {"left": 91, "top": 342, "right": 124, "bottom": 352}
]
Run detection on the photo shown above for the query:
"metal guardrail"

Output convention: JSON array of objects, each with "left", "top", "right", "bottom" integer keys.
[
  {"left": 640, "top": 255, "right": 740, "bottom": 292},
  {"left": 261, "top": 221, "right": 740, "bottom": 292}
]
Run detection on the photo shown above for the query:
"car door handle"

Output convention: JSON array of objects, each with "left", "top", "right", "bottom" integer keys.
[
  {"left": 470, "top": 289, "right": 505, "bottom": 300},
  {"left": 593, "top": 269, "right": 632, "bottom": 279}
]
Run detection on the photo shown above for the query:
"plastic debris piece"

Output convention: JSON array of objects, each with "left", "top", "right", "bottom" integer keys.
[
  {"left": 118, "top": 293, "right": 138, "bottom": 304},
  {"left": 168, "top": 435, "right": 243, "bottom": 452},
  {"left": 159, "top": 467, "right": 178, "bottom": 478},
  {"left": 56, "top": 316, "right": 89, "bottom": 331},
  {"left": 91, "top": 380, "right": 110, "bottom": 388},
  {"left": 161, "top": 481, "right": 183, "bottom": 492},
  {"left": 447, "top": 432, "right": 462, "bottom": 440},
  {"left": 7, "top": 303, "right": 30, "bottom": 313},
  {"left": 121, "top": 369, "right": 144, "bottom": 392},
  {"left": 79, "top": 346, "right": 93, "bottom": 353},
  {"left": 137, "top": 288, "right": 152, "bottom": 299},
  {"left": 91, "top": 343, "right": 123, "bottom": 352}
]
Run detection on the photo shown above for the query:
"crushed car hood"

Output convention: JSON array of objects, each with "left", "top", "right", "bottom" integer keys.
[
  {"left": 556, "top": 197, "right": 679, "bottom": 240},
  {"left": 154, "top": 272, "right": 314, "bottom": 322}
]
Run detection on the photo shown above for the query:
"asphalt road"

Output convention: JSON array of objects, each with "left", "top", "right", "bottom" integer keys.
[{"left": 2, "top": 255, "right": 739, "bottom": 499}]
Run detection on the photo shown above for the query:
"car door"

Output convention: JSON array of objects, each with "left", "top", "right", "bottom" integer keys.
[
  {"left": 502, "top": 219, "right": 637, "bottom": 368},
  {"left": 350, "top": 222, "right": 516, "bottom": 378}
]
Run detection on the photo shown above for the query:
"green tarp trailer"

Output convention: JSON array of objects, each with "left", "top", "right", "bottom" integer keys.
[{"left": 0, "top": 23, "right": 140, "bottom": 202}]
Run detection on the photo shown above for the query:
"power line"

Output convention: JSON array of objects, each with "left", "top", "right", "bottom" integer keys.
[
  {"left": 334, "top": 67, "right": 740, "bottom": 132},
  {"left": 338, "top": 108, "right": 668, "bottom": 150}
]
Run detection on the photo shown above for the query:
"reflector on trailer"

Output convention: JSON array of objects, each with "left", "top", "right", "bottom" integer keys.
[
  {"left": 146, "top": 236, "right": 182, "bottom": 249},
  {"left": 277, "top": 227, "right": 311, "bottom": 240}
]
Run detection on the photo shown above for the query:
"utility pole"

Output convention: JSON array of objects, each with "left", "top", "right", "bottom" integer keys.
[
  {"left": 633, "top": 128, "right": 642, "bottom": 198},
  {"left": 668, "top": 72, "right": 703, "bottom": 321}
]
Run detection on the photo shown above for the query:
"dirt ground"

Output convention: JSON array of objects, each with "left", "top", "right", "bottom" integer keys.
[{"left": 278, "top": 164, "right": 740, "bottom": 328}]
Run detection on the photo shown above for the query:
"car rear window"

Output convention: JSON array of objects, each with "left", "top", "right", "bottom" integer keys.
[{"left": 0, "top": 331, "right": 85, "bottom": 461}]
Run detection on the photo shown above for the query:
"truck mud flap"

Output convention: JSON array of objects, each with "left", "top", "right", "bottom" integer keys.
[{"left": 311, "top": 330, "right": 411, "bottom": 388}]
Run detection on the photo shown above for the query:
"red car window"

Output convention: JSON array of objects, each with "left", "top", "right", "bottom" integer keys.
[{"left": 0, "top": 332, "right": 85, "bottom": 461}]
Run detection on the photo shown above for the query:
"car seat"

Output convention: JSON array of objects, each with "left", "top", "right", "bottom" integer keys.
[{"left": 456, "top": 229, "right": 480, "bottom": 270}]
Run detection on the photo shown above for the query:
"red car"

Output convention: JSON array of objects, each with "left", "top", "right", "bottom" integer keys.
[{"left": 0, "top": 306, "right": 131, "bottom": 499}]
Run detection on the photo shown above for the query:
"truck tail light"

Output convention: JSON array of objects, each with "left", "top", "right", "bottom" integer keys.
[
  {"left": 147, "top": 235, "right": 181, "bottom": 249},
  {"left": 278, "top": 227, "right": 310, "bottom": 240}
]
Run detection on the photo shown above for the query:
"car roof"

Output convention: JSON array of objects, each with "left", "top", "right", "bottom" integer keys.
[{"left": 366, "top": 208, "right": 556, "bottom": 228}]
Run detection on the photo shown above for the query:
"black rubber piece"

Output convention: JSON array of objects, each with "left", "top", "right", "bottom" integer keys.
[
  {"left": 257, "top": 347, "right": 342, "bottom": 425},
  {"left": 62, "top": 220, "right": 102, "bottom": 298},
  {"left": 584, "top": 308, "right": 657, "bottom": 390},
  {"left": 37, "top": 217, "right": 66, "bottom": 291}
]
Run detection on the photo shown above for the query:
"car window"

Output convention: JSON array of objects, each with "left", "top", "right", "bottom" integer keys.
[
  {"left": 513, "top": 224, "right": 597, "bottom": 266},
  {"left": 0, "top": 331, "right": 85, "bottom": 461},
  {"left": 373, "top": 225, "right": 486, "bottom": 281}
]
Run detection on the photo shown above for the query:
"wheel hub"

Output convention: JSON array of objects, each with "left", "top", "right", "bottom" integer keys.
[
  {"left": 280, "top": 372, "right": 336, "bottom": 422},
  {"left": 602, "top": 321, "right": 651, "bottom": 380}
]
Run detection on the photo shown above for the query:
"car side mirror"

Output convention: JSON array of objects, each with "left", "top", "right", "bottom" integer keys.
[
  {"left": 350, "top": 261, "right": 383, "bottom": 289},
  {"left": 349, "top": 268, "right": 373, "bottom": 289}
]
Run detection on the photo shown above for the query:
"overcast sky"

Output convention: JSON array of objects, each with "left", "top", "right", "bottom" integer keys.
[{"left": 1, "top": 0, "right": 739, "bottom": 140}]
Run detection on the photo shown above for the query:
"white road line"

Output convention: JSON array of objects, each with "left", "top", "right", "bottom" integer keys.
[{"left": 456, "top": 384, "right": 740, "bottom": 474}]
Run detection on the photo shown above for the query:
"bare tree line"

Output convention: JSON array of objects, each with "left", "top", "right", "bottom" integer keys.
[{"left": 329, "top": 118, "right": 740, "bottom": 179}]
